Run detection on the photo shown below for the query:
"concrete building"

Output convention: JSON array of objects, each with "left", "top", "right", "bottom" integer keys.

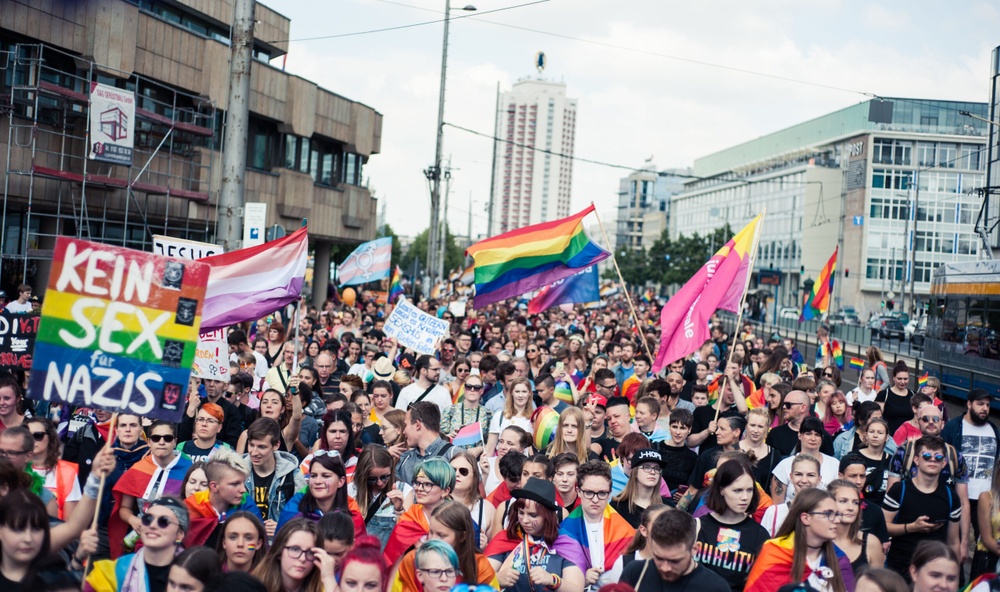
[
  {"left": 490, "top": 79, "right": 576, "bottom": 234},
  {"left": 0, "top": 0, "right": 382, "bottom": 304},
  {"left": 614, "top": 163, "right": 689, "bottom": 252},
  {"left": 670, "top": 98, "right": 993, "bottom": 317}
]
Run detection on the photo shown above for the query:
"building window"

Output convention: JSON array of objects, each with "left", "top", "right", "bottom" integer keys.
[
  {"left": 871, "top": 169, "right": 910, "bottom": 190},
  {"left": 247, "top": 117, "right": 279, "bottom": 171}
]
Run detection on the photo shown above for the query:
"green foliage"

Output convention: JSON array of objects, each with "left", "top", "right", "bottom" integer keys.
[
  {"left": 618, "top": 223, "right": 736, "bottom": 286},
  {"left": 399, "top": 225, "right": 465, "bottom": 276}
]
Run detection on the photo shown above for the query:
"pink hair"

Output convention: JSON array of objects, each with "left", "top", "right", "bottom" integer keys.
[{"left": 338, "top": 535, "right": 388, "bottom": 591}]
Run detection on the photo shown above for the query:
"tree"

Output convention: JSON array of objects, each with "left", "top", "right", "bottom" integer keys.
[{"left": 399, "top": 225, "right": 465, "bottom": 278}]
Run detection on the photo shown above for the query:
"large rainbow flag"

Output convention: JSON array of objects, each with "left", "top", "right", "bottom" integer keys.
[
  {"left": 746, "top": 533, "right": 855, "bottom": 592},
  {"left": 801, "top": 246, "right": 837, "bottom": 322},
  {"left": 382, "top": 503, "right": 431, "bottom": 565},
  {"left": 466, "top": 205, "right": 610, "bottom": 308},
  {"left": 552, "top": 505, "right": 634, "bottom": 573},
  {"left": 388, "top": 265, "right": 404, "bottom": 303},
  {"left": 653, "top": 215, "right": 762, "bottom": 372}
]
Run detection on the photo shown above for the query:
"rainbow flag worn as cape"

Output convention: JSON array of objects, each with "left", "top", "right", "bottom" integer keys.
[
  {"left": 388, "top": 265, "right": 404, "bottom": 303},
  {"left": 849, "top": 357, "right": 865, "bottom": 371},
  {"left": 108, "top": 453, "right": 192, "bottom": 558},
  {"left": 801, "top": 246, "right": 837, "bottom": 322},
  {"left": 745, "top": 533, "right": 855, "bottom": 592},
  {"left": 466, "top": 205, "right": 610, "bottom": 308},
  {"left": 383, "top": 503, "right": 431, "bottom": 566},
  {"left": 819, "top": 340, "right": 844, "bottom": 369},
  {"left": 552, "top": 505, "right": 635, "bottom": 573}
]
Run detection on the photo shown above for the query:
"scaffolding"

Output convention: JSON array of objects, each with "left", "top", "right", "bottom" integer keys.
[{"left": 0, "top": 43, "right": 219, "bottom": 287}]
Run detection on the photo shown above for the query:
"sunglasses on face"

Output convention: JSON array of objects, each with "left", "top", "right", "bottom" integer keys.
[
  {"left": 921, "top": 452, "right": 946, "bottom": 462},
  {"left": 782, "top": 402, "right": 804, "bottom": 409},
  {"left": 367, "top": 474, "right": 391, "bottom": 485},
  {"left": 30, "top": 431, "right": 46, "bottom": 442},
  {"left": 453, "top": 466, "right": 470, "bottom": 477},
  {"left": 464, "top": 384, "right": 484, "bottom": 391},
  {"left": 919, "top": 415, "right": 942, "bottom": 423},
  {"left": 823, "top": 372, "right": 834, "bottom": 377},
  {"left": 141, "top": 514, "right": 177, "bottom": 529},
  {"left": 149, "top": 434, "right": 176, "bottom": 443}
]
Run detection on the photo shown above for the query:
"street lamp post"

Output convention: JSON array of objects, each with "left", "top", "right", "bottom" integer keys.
[{"left": 425, "top": 1, "right": 475, "bottom": 296}]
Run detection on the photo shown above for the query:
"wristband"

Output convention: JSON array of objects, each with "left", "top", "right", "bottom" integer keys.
[
  {"left": 84, "top": 474, "right": 102, "bottom": 499},
  {"left": 550, "top": 574, "right": 561, "bottom": 589}
]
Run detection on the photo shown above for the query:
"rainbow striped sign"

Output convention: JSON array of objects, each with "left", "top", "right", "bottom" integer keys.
[{"left": 27, "top": 237, "right": 209, "bottom": 422}]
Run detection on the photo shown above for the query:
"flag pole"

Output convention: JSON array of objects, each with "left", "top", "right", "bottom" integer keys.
[
  {"left": 590, "top": 205, "right": 654, "bottom": 360},
  {"left": 715, "top": 208, "right": 766, "bottom": 423}
]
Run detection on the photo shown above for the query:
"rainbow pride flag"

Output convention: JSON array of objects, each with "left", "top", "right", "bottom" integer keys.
[
  {"left": 801, "top": 246, "right": 837, "bottom": 322},
  {"left": 533, "top": 406, "right": 560, "bottom": 449},
  {"left": 849, "top": 357, "right": 865, "bottom": 371},
  {"left": 466, "top": 205, "right": 610, "bottom": 308},
  {"left": 918, "top": 372, "right": 929, "bottom": 387},
  {"left": 553, "top": 505, "right": 635, "bottom": 573},
  {"left": 746, "top": 533, "right": 854, "bottom": 592},
  {"left": 388, "top": 265, "right": 404, "bottom": 303},
  {"left": 554, "top": 380, "right": 574, "bottom": 404},
  {"left": 819, "top": 340, "right": 844, "bottom": 369},
  {"left": 108, "top": 453, "right": 192, "bottom": 557}
]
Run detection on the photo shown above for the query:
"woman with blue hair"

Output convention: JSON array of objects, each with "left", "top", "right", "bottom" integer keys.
[
  {"left": 415, "top": 540, "right": 461, "bottom": 592},
  {"left": 383, "top": 459, "right": 454, "bottom": 567}
]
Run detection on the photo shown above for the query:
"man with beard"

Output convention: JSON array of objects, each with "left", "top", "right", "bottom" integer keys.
[{"left": 941, "top": 387, "right": 999, "bottom": 543}]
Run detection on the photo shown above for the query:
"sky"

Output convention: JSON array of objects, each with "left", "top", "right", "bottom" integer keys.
[{"left": 263, "top": 0, "right": 1000, "bottom": 239}]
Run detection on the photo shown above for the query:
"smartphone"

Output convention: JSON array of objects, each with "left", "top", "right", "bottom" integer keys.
[{"left": 555, "top": 361, "right": 565, "bottom": 373}]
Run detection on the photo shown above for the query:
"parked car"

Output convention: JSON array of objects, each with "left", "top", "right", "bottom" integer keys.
[
  {"left": 827, "top": 311, "right": 862, "bottom": 325},
  {"left": 907, "top": 316, "right": 927, "bottom": 347},
  {"left": 869, "top": 316, "right": 906, "bottom": 340},
  {"left": 779, "top": 307, "right": 801, "bottom": 321}
]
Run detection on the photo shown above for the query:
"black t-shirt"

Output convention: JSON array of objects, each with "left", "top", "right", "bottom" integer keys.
[
  {"left": 179, "top": 440, "right": 216, "bottom": 463},
  {"left": 621, "top": 560, "right": 730, "bottom": 592},
  {"left": 689, "top": 446, "right": 725, "bottom": 489},
  {"left": 147, "top": 562, "right": 171, "bottom": 592},
  {"left": 882, "top": 478, "right": 961, "bottom": 573},
  {"left": 596, "top": 435, "right": 623, "bottom": 463},
  {"left": 252, "top": 469, "right": 275, "bottom": 520},
  {"left": 765, "top": 424, "right": 835, "bottom": 458},
  {"left": 692, "top": 406, "right": 742, "bottom": 451},
  {"left": 661, "top": 443, "right": 698, "bottom": 492},
  {"left": 861, "top": 501, "right": 890, "bottom": 544},
  {"left": 0, "top": 570, "right": 25, "bottom": 592},
  {"left": 860, "top": 451, "right": 891, "bottom": 506},
  {"left": 611, "top": 496, "right": 673, "bottom": 528},
  {"left": 694, "top": 514, "right": 770, "bottom": 592}
]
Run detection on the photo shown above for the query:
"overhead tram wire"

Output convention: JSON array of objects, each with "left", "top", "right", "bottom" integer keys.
[{"left": 264, "top": 0, "right": 552, "bottom": 44}]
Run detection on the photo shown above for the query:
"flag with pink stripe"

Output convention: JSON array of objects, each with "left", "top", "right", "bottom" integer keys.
[
  {"left": 198, "top": 226, "right": 308, "bottom": 332},
  {"left": 337, "top": 237, "right": 392, "bottom": 286}
]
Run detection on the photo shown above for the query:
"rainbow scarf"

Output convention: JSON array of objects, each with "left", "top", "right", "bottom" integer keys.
[
  {"left": 109, "top": 453, "right": 192, "bottom": 558},
  {"left": 383, "top": 504, "right": 430, "bottom": 566},
  {"left": 745, "top": 533, "right": 854, "bottom": 592},
  {"left": 552, "top": 505, "right": 635, "bottom": 572}
]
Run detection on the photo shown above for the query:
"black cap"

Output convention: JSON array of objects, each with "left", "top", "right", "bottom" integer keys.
[
  {"left": 511, "top": 477, "right": 559, "bottom": 512},
  {"left": 631, "top": 448, "right": 667, "bottom": 468},
  {"left": 969, "top": 388, "right": 993, "bottom": 402}
]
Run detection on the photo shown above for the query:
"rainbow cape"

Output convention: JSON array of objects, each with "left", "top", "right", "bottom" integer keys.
[
  {"left": 383, "top": 503, "right": 430, "bottom": 566},
  {"left": 745, "top": 533, "right": 855, "bottom": 592},
  {"left": 466, "top": 204, "right": 610, "bottom": 308},
  {"left": 108, "top": 453, "right": 192, "bottom": 558},
  {"left": 801, "top": 246, "right": 837, "bottom": 322},
  {"left": 552, "top": 505, "right": 635, "bottom": 572},
  {"left": 388, "top": 265, "right": 404, "bottom": 303}
]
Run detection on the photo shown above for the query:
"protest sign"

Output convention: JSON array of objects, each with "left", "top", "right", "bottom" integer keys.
[
  {"left": 383, "top": 298, "right": 450, "bottom": 355},
  {"left": 152, "top": 235, "right": 223, "bottom": 260},
  {"left": 0, "top": 312, "right": 39, "bottom": 371},
  {"left": 194, "top": 328, "right": 230, "bottom": 382},
  {"left": 28, "top": 237, "right": 209, "bottom": 422}
]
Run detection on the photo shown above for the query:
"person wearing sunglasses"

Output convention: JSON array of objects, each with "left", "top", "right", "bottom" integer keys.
[
  {"left": 26, "top": 416, "right": 85, "bottom": 522},
  {"left": 349, "top": 446, "right": 408, "bottom": 549},
  {"left": 110, "top": 420, "right": 193, "bottom": 558},
  {"left": 441, "top": 373, "right": 491, "bottom": 457},
  {"left": 882, "top": 436, "right": 963, "bottom": 581},
  {"left": 85, "top": 496, "right": 191, "bottom": 592},
  {"left": 746, "top": 488, "right": 855, "bottom": 592}
]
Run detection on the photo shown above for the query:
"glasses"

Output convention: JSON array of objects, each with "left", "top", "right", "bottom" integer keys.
[
  {"left": 919, "top": 416, "right": 942, "bottom": 424},
  {"left": 454, "top": 466, "right": 470, "bottom": 477},
  {"left": 823, "top": 372, "right": 834, "bottom": 377},
  {"left": 456, "top": 367, "right": 470, "bottom": 374},
  {"left": 412, "top": 480, "right": 439, "bottom": 492},
  {"left": 443, "top": 348, "right": 455, "bottom": 353},
  {"left": 284, "top": 546, "right": 316, "bottom": 562},
  {"left": 141, "top": 514, "right": 178, "bottom": 529},
  {"left": 30, "top": 431, "right": 47, "bottom": 442},
  {"left": 638, "top": 464, "right": 662, "bottom": 475},
  {"left": 417, "top": 568, "right": 457, "bottom": 580},
  {"left": 781, "top": 402, "right": 804, "bottom": 409},
  {"left": 195, "top": 417, "right": 221, "bottom": 425},
  {"left": 597, "top": 382, "right": 616, "bottom": 390},
  {"left": 921, "top": 452, "right": 946, "bottom": 462},
  {"left": 367, "top": 474, "right": 391, "bottom": 485},
  {"left": 579, "top": 488, "right": 611, "bottom": 500},
  {"left": 464, "top": 383, "right": 483, "bottom": 391},
  {"left": 527, "top": 348, "right": 538, "bottom": 353},
  {"left": 0, "top": 449, "right": 30, "bottom": 458},
  {"left": 149, "top": 434, "right": 176, "bottom": 444},
  {"left": 808, "top": 511, "right": 843, "bottom": 522}
]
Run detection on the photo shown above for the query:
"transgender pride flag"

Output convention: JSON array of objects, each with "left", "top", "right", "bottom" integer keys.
[{"left": 199, "top": 226, "right": 308, "bottom": 332}]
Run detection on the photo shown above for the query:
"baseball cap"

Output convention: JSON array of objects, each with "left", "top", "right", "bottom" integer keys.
[
  {"left": 969, "top": 388, "right": 993, "bottom": 402},
  {"left": 587, "top": 394, "right": 608, "bottom": 409}
]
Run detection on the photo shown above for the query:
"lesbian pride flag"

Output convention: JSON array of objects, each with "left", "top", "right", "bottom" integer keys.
[
  {"left": 653, "top": 214, "right": 762, "bottom": 372},
  {"left": 199, "top": 226, "right": 308, "bottom": 332}
]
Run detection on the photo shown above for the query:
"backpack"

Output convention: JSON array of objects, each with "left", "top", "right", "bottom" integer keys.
[
  {"left": 900, "top": 440, "right": 959, "bottom": 481},
  {"left": 892, "top": 477, "right": 953, "bottom": 515}
]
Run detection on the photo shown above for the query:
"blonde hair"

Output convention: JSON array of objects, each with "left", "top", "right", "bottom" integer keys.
[
  {"left": 205, "top": 447, "right": 251, "bottom": 482},
  {"left": 548, "top": 407, "right": 591, "bottom": 463},
  {"left": 746, "top": 407, "right": 771, "bottom": 438},
  {"left": 503, "top": 377, "right": 535, "bottom": 420}
]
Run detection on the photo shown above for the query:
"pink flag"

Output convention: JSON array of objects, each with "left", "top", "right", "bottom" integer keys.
[
  {"left": 199, "top": 226, "right": 308, "bottom": 332},
  {"left": 653, "top": 215, "right": 761, "bottom": 372}
]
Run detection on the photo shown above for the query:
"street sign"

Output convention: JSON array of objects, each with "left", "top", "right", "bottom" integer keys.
[
  {"left": 853, "top": 216, "right": 864, "bottom": 226},
  {"left": 758, "top": 269, "right": 781, "bottom": 286}
]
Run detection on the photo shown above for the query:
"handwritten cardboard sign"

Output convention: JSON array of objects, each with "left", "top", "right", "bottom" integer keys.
[
  {"left": 383, "top": 297, "right": 450, "bottom": 355},
  {"left": 194, "top": 328, "right": 230, "bottom": 381},
  {"left": 0, "top": 312, "right": 39, "bottom": 371},
  {"left": 27, "top": 237, "right": 209, "bottom": 421}
]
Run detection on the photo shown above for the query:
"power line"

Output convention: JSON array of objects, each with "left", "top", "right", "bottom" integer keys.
[{"left": 265, "top": 0, "right": 551, "bottom": 44}]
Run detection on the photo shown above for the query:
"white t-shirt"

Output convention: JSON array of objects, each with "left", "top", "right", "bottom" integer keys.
[
  {"left": 38, "top": 465, "right": 82, "bottom": 505},
  {"left": 488, "top": 412, "right": 531, "bottom": 436},
  {"left": 772, "top": 452, "right": 841, "bottom": 500},
  {"left": 585, "top": 518, "right": 605, "bottom": 575},
  {"left": 761, "top": 502, "right": 791, "bottom": 536},
  {"left": 847, "top": 387, "right": 877, "bottom": 406},
  {"left": 395, "top": 383, "right": 453, "bottom": 415},
  {"left": 5, "top": 300, "right": 31, "bottom": 313},
  {"left": 961, "top": 419, "right": 997, "bottom": 499}
]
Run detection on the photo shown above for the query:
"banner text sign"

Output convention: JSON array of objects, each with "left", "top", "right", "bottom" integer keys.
[{"left": 383, "top": 298, "right": 450, "bottom": 355}]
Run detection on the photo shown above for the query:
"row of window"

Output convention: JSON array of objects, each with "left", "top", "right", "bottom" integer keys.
[
  {"left": 872, "top": 139, "right": 983, "bottom": 170},
  {"left": 246, "top": 125, "right": 364, "bottom": 186},
  {"left": 869, "top": 195, "right": 979, "bottom": 224}
]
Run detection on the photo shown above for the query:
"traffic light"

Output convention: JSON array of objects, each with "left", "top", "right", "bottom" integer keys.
[
  {"left": 887, "top": 299, "right": 895, "bottom": 311},
  {"left": 845, "top": 268, "right": 849, "bottom": 278}
]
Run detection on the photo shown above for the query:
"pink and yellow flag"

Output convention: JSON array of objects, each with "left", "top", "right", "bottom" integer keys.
[{"left": 653, "top": 215, "right": 762, "bottom": 372}]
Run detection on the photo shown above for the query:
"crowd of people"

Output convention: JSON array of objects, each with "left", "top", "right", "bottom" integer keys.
[{"left": 0, "top": 287, "right": 996, "bottom": 592}]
